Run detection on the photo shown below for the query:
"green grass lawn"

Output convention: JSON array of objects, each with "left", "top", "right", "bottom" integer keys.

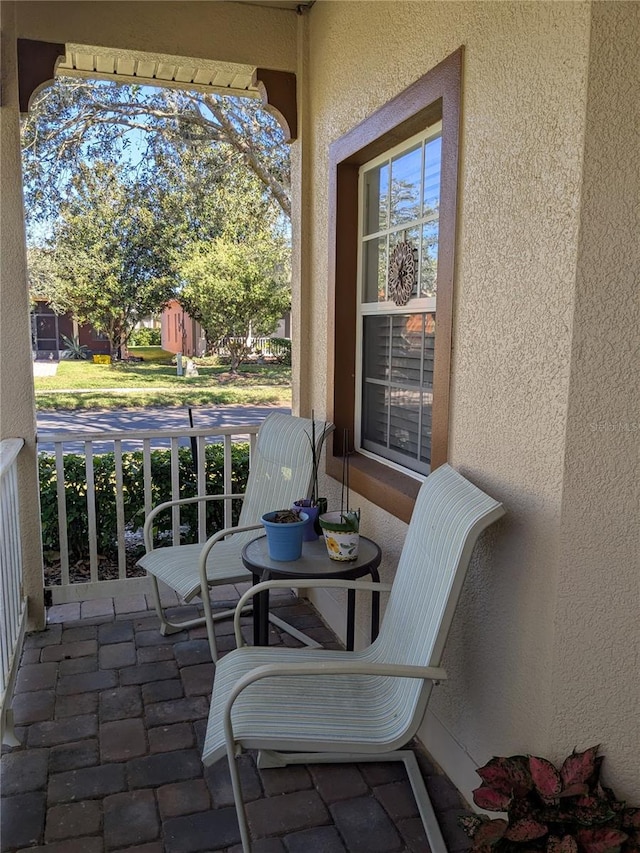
[{"left": 34, "top": 356, "right": 292, "bottom": 410}]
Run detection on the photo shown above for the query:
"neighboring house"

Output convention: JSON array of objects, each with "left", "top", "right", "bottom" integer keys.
[
  {"left": 31, "top": 299, "right": 110, "bottom": 359},
  {"left": 160, "top": 299, "right": 291, "bottom": 356},
  {"left": 2, "top": 0, "right": 638, "bottom": 810},
  {"left": 160, "top": 298, "right": 206, "bottom": 357}
]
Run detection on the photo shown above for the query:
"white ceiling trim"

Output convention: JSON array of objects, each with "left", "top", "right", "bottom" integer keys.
[{"left": 57, "top": 45, "right": 260, "bottom": 100}]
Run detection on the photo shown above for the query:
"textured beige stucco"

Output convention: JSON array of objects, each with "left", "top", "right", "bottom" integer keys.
[
  {"left": 304, "top": 0, "right": 638, "bottom": 802},
  {"left": 15, "top": 1, "right": 297, "bottom": 70},
  {"left": 0, "top": 1, "right": 45, "bottom": 628},
  {"left": 550, "top": 1, "right": 640, "bottom": 797}
]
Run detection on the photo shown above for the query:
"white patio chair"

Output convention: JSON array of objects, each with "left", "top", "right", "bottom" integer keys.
[
  {"left": 137, "top": 413, "right": 332, "bottom": 661},
  {"left": 202, "top": 463, "right": 505, "bottom": 852}
]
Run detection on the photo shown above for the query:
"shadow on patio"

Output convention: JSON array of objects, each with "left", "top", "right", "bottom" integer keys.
[{"left": 1, "top": 584, "right": 472, "bottom": 853}]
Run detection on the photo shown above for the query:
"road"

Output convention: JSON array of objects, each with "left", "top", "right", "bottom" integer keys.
[{"left": 37, "top": 403, "right": 291, "bottom": 454}]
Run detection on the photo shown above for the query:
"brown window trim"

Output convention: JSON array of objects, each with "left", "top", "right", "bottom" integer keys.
[{"left": 326, "top": 48, "right": 462, "bottom": 524}]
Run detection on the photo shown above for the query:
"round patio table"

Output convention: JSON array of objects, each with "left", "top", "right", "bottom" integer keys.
[{"left": 241, "top": 535, "right": 382, "bottom": 650}]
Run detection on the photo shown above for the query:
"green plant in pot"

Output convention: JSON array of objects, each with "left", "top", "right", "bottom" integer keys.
[
  {"left": 319, "top": 434, "right": 361, "bottom": 561},
  {"left": 459, "top": 744, "right": 639, "bottom": 853},
  {"left": 293, "top": 415, "right": 332, "bottom": 542}
]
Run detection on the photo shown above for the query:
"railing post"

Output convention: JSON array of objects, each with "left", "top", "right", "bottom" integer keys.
[
  {"left": 0, "top": 438, "right": 29, "bottom": 745},
  {"left": 37, "top": 423, "right": 261, "bottom": 604}
]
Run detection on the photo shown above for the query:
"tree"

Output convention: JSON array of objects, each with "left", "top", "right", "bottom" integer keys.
[
  {"left": 49, "top": 161, "right": 178, "bottom": 358},
  {"left": 21, "top": 76, "right": 291, "bottom": 236},
  {"left": 27, "top": 247, "right": 59, "bottom": 308},
  {"left": 179, "top": 231, "right": 290, "bottom": 373}
]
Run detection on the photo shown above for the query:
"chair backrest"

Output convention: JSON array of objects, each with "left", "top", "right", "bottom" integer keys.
[
  {"left": 238, "top": 413, "right": 332, "bottom": 526},
  {"left": 367, "top": 464, "right": 504, "bottom": 737}
]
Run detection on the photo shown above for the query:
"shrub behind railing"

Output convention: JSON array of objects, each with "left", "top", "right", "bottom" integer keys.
[
  {"left": 128, "top": 327, "right": 161, "bottom": 346},
  {"left": 39, "top": 443, "right": 251, "bottom": 564}
]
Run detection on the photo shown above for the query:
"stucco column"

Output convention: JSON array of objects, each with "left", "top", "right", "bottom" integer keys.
[
  {"left": 0, "top": 1, "right": 45, "bottom": 629},
  {"left": 551, "top": 1, "right": 640, "bottom": 800},
  {"left": 289, "top": 7, "right": 313, "bottom": 419}
]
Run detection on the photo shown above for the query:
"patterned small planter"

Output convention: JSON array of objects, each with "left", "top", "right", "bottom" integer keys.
[{"left": 318, "top": 511, "right": 360, "bottom": 562}]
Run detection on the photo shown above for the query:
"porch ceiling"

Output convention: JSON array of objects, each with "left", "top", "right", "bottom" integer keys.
[
  {"left": 57, "top": 45, "right": 261, "bottom": 99},
  {"left": 55, "top": 1, "right": 315, "bottom": 99}
]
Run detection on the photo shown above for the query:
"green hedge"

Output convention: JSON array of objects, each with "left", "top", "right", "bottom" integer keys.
[
  {"left": 39, "top": 443, "right": 250, "bottom": 562},
  {"left": 128, "top": 327, "right": 161, "bottom": 346}
]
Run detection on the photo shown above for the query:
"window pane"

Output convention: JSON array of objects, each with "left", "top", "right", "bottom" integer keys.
[
  {"left": 390, "top": 145, "right": 422, "bottom": 227},
  {"left": 363, "top": 163, "right": 389, "bottom": 235},
  {"left": 421, "top": 221, "right": 438, "bottom": 297},
  {"left": 391, "top": 314, "right": 422, "bottom": 385},
  {"left": 362, "top": 382, "right": 388, "bottom": 447},
  {"left": 363, "top": 316, "right": 389, "bottom": 381},
  {"left": 423, "top": 135, "right": 442, "bottom": 214},
  {"left": 389, "top": 388, "right": 421, "bottom": 458},
  {"left": 362, "top": 237, "right": 387, "bottom": 303}
]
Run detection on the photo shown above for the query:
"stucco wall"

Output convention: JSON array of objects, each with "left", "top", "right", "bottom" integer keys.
[
  {"left": 0, "top": 1, "right": 46, "bottom": 628},
  {"left": 305, "top": 0, "right": 637, "bottom": 802},
  {"left": 15, "top": 1, "right": 297, "bottom": 70},
  {"left": 550, "top": 1, "right": 640, "bottom": 798}
]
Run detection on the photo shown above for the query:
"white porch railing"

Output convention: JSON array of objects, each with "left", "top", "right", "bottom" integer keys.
[
  {"left": 37, "top": 424, "right": 260, "bottom": 604},
  {"left": 0, "top": 438, "right": 27, "bottom": 746}
]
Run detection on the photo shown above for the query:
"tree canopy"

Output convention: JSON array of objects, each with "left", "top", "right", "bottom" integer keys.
[
  {"left": 22, "top": 76, "right": 292, "bottom": 368},
  {"left": 21, "top": 76, "right": 291, "bottom": 236},
  {"left": 179, "top": 229, "right": 290, "bottom": 373},
  {"left": 50, "top": 161, "right": 179, "bottom": 357}
]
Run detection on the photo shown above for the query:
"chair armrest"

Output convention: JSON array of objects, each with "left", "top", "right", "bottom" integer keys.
[
  {"left": 197, "top": 522, "right": 265, "bottom": 587},
  {"left": 234, "top": 579, "right": 393, "bottom": 647},
  {"left": 223, "top": 660, "right": 448, "bottom": 743},
  {"left": 143, "top": 492, "right": 246, "bottom": 551}
]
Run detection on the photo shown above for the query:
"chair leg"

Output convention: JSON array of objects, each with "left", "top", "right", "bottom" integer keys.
[
  {"left": 227, "top": 750, "right": 252, "bottom": 852},
  {"left": 200, "top": 577, "right": 219, "bottom": 662},
  {"left": 148, "top": 573, "right": 207, "bottom": 635},
  {"left": 148, "top": 574, "right": 253, "bottom": 662},
  {"left": 256, "top": 749, "right": 447, "bottom": 853},
  {"left": 267, "top": 613, "right": 323, "bottom": 648}
]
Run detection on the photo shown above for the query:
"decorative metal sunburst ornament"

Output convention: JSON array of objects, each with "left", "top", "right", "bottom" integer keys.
[{"left": 388, "top": 241, "right": 416, "bottom": 306}]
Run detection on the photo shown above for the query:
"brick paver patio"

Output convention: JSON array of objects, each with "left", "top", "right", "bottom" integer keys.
[{"left": 1, "top": 584, "right": 473, "bottom": 852}]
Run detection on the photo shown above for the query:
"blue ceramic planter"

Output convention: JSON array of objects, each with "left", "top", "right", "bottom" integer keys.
[{"left": 261, "top": 511, "right": 308, "bottom": 561}]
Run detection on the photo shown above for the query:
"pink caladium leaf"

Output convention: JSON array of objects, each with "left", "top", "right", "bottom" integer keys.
[
  {"left": 576, "top": 827, "right": 629, "bottom": 853},
  {"left": 560, "top": 745, "right": 599, "bottom": 787},
  {"left": 556, "top": 783, "right": 589, "bottom": 798},
  {"left": 504, "top": 817, "right": 548, "bottom": 842},
  {"left": 530, "top": 756, "right": 563, "bottom": 799},
  {"left": 571, "top": 796, "right": 616, "bottom": 825},
  {"left": 546, "top": 836, "right": 578, "bottom": 853},
  {"left": 473, "top": 785, "right": 513, "bottom": 812},
  {"left": 474, "top": 818, "right": 508, "bottom": 845},
  {"left": 477, "top": 756, "right": 533, "bottom": 797}
]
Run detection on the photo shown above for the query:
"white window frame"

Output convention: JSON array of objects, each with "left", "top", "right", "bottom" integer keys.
[{"left": 355, "top": 122, "right": 442, "bottom": 478}]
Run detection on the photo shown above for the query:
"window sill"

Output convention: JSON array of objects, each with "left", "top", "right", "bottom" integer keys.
[{"left": 326, "top": 451, "right": 420, "bottom": 525}]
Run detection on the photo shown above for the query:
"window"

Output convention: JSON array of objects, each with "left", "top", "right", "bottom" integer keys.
[
  {"left": 326, "top": 48, "right": 462, "bottom": 522},
  {"left": 357, "top": 125, "right": 442, "bottom": 475}
]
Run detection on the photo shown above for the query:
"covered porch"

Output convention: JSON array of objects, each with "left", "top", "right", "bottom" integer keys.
[
  {"left": 2, "top": 589, "right": 470, "bottom": 853},
  {"left": 1, "top": 0, "right": 638, "bottom": 845}
]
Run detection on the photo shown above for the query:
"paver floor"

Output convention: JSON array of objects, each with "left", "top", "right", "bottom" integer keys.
[{"left": 1, "top": 586, "right": 473, "bottom": 852}]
